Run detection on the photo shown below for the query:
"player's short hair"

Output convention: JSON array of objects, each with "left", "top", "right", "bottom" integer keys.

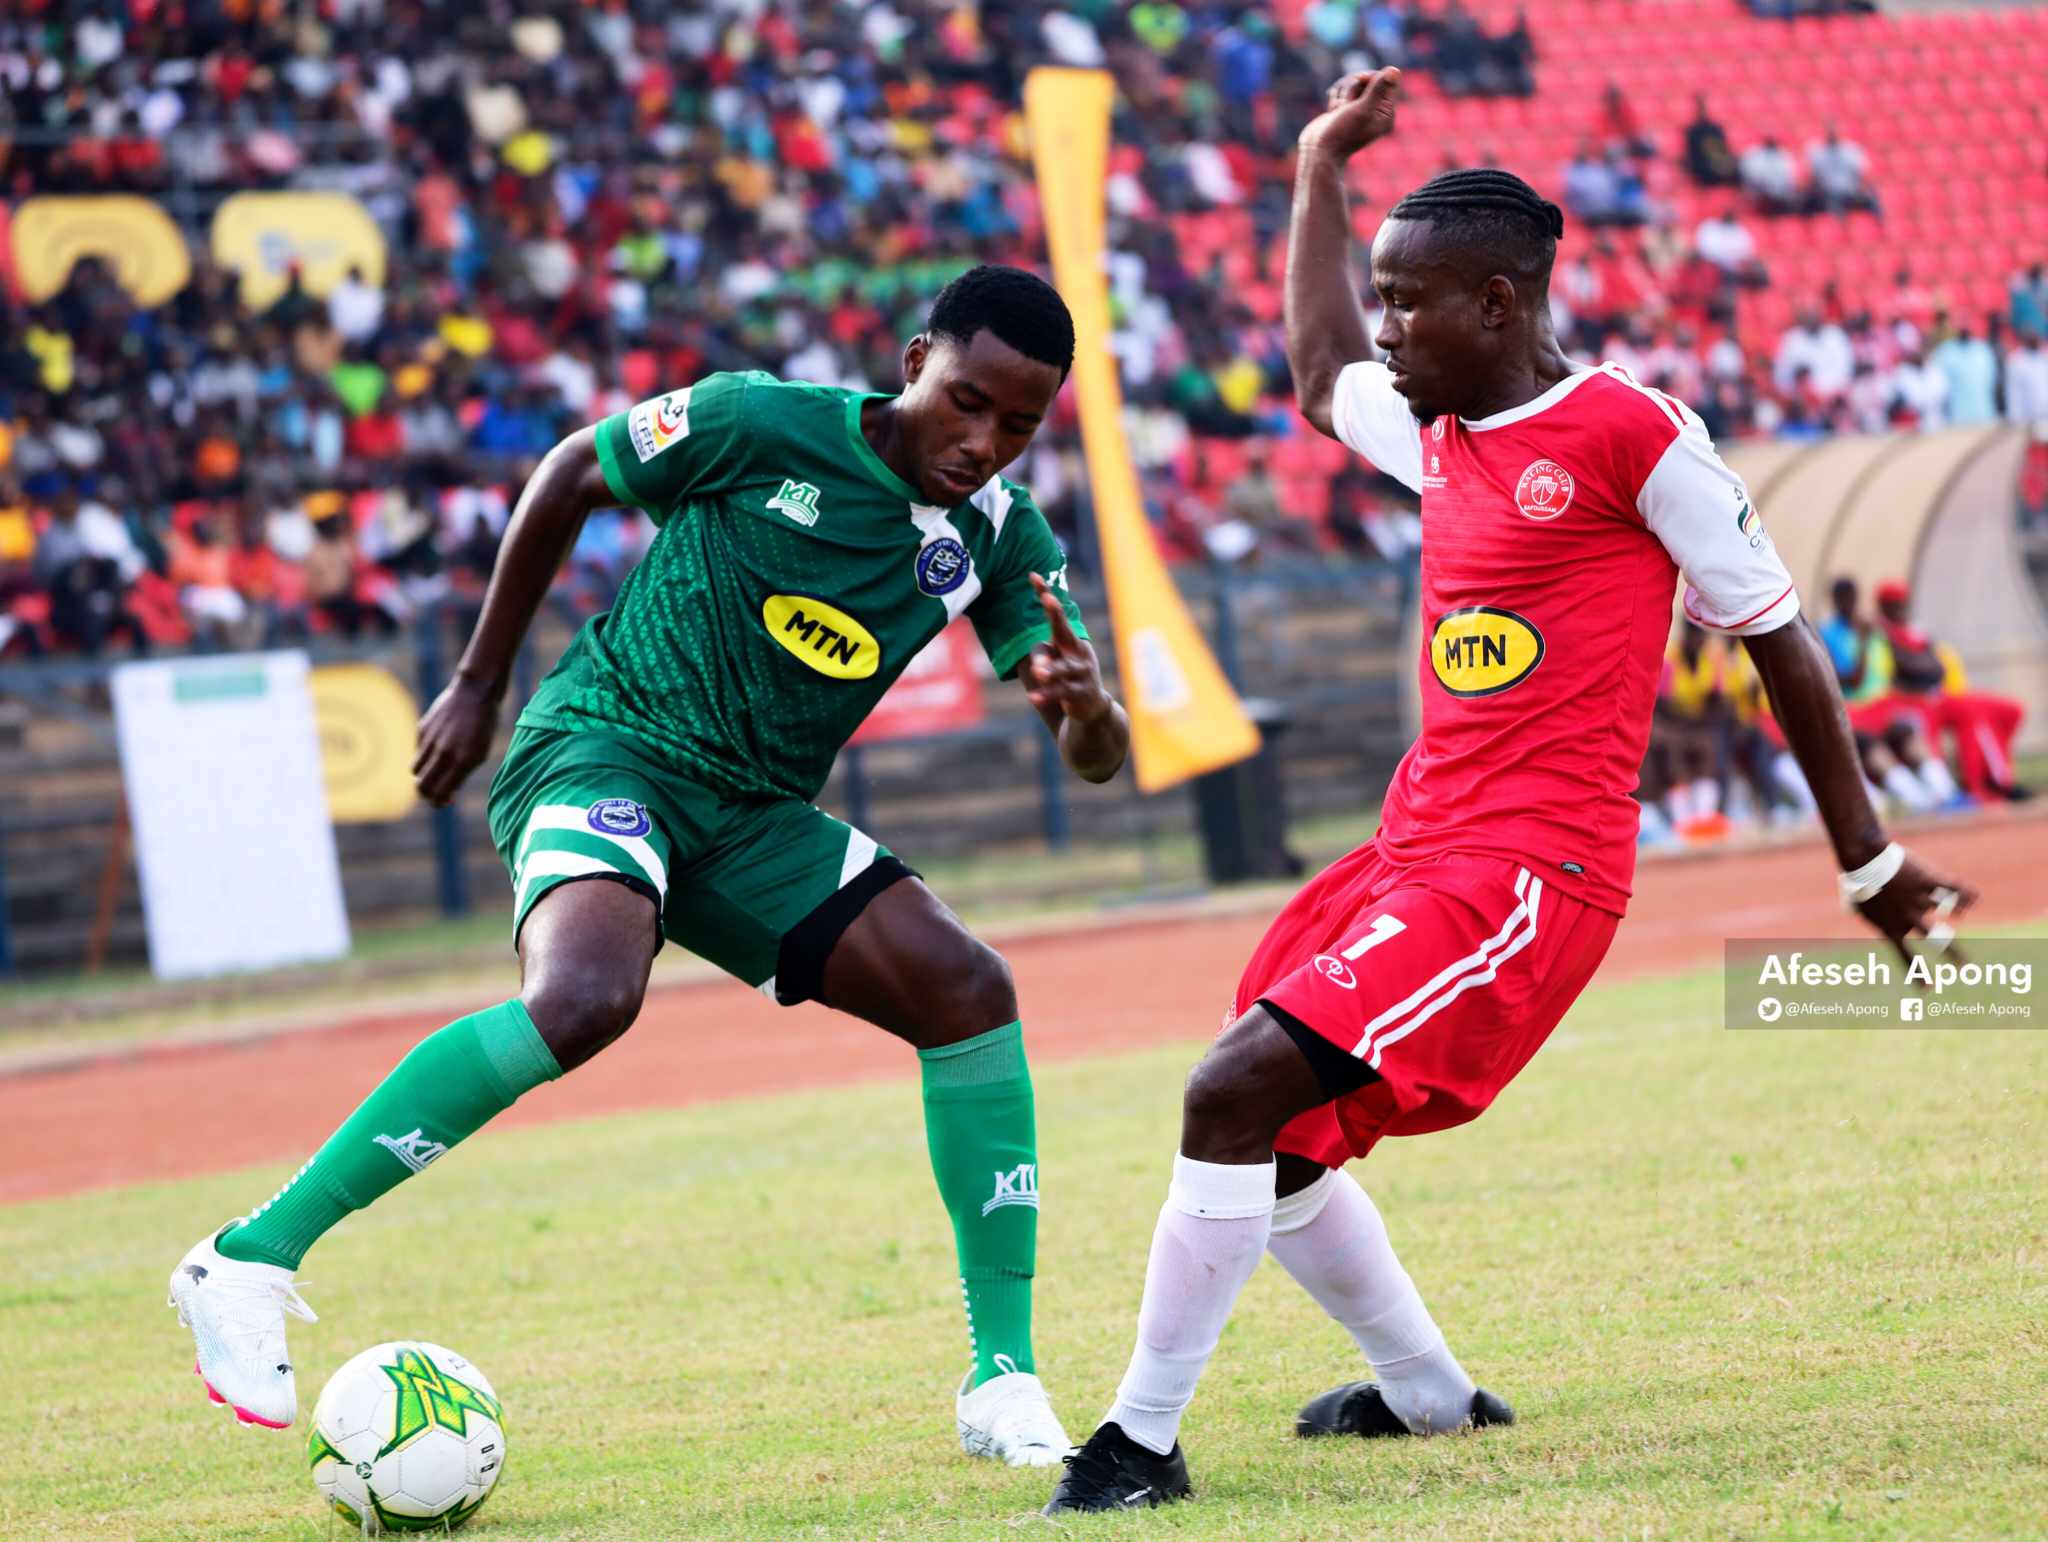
[
  {"left": 927, "top": 265, "right": 1075, "bottom": 379},
  {"left": 1387, "top": 170, "right": 1566, "bottom": 290}
]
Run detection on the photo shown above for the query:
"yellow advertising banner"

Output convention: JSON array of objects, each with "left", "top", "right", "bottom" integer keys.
[
  {"left": 1024, "top": 68, "right": 1260, "bottom": 793},
  {"left": 11, "top": 195, "right": 191, "bottom": 307},
  {"left": 310, "top": 664, "right": 419, "bottom": 823},
  {"left": 211, "top": 191, "right": 387, "bottom": 310}
]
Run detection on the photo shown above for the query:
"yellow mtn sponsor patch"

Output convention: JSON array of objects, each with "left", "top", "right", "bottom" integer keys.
[
  {"left": 1430, "top": 606, "right": 1544, "bottom": 697},
  {"left": 762, "top": 594, "right": 880, "bottom": 680}
]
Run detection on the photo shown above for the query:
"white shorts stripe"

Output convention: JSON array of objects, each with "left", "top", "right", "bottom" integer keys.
[
  {"left": 515, "top": 850, "right": 623, "bottom": 917},
  {"left": 1364, "top": 877, "right": 1543, "bottom": 1070},
  {"left": 1346, "top": 868, "right": 1531, "bottom": 1056},
  {"left": 516, "top": 804, "right": 667, "bottom": 899},
  {"left": 839, "top": 829, "right": 879, "bottom": 889}
]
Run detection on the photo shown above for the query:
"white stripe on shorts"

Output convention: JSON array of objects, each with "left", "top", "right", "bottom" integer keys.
[
  {"left": 516, "top": 803, "right": 668, "bottom": 900},
  {"left": 1352, "top": 868, "right": 1543, "bottom": 1068}
]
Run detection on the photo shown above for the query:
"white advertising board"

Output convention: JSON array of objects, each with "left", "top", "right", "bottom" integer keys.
[{"left": 111, "top": 651, "right": 351, "bottom": 979}]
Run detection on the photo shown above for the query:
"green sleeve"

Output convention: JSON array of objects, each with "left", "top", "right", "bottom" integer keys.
[
  {"left": 968, "top": 483, "right": 1090, "bottom": 680},
  {"left": 593, "top": 371, "right": 753, "bottom": 525}
]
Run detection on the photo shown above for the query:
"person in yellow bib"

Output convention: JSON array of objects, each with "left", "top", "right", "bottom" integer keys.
[{"left": 1655, "top": 621, "right": 1732, "bottom": 838}]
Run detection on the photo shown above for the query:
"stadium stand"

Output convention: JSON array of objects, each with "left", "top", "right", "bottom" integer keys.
[{"left": 0, "top": 0, "right": 2043, "bottom": 665}]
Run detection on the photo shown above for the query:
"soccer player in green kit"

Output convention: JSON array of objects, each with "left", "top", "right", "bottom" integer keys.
[{"left": 170, "top": 266, "right": 1128, "bottom": 1467}]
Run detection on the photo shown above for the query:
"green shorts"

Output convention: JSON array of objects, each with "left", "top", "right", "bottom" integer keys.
[{"left": 486, "top": 725, "right": 911, "bottom": 1004}]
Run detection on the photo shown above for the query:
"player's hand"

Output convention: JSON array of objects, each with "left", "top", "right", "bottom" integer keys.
[
  {"left": 1022, "top": 572, "right": 1112, "bottom": 724},
  {"left": 1298, "top": 68, "right": 1401, "bottom": 160},
  {"left": 412, "top": 675, "right": 503, "bottom": 808},
  {"left": 1857, "top": 850, "right": 1978, "bottom": 968}
]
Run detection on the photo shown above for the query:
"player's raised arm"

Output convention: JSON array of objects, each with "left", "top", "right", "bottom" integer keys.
[
  {"left": 1638, "top": 399, "right": 1977, "bottom": 960},
  {"left": 1742, "top": 619, "right": 1976, "bottom": 961},
  {"left": 412, "top": 426, "right": 613, "bottom": 805},
  {"left": 1286, "top": 68, "right": 1401, "bottom": 439},
  {"left": 1021, "top": 572, "right": 1129, "bottom": 784}
]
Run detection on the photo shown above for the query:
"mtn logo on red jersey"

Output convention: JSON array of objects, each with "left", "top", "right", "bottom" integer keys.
[
  {"left": 1513, "top": 459, "right": 1575, "bottom": 521},
  {"left": 1326, "top": 357, "right": 1802, "bottom": 919},
  {"left": 1431, "top": 606, "right": 1545, "bottom": 698}
]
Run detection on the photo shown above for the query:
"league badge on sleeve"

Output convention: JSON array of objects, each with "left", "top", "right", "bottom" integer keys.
[
  {"left": 1735, "top": 496, "right": 1765, "bottom": 548},
  {"left": 628, "top": 390, "right": 691, "bottom": 462}
]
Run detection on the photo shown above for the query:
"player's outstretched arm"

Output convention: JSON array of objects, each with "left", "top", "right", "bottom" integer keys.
[
  {"left": 1021, "top": 573, "right": 1129, "bottom": 783},
  {"left": 1742, "top": 616, "right": 1977, "bottom": 960},
  {"left": 1286, "top": 68, "right": 1401, "bottom": 440},
  {"left": 412, "top": 426, "right": 615, "bottom": 806}
]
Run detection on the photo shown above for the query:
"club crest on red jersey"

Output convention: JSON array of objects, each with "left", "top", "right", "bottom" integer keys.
[{"left": 1514, "top": 459, "right": 1575, "bottom": 521}]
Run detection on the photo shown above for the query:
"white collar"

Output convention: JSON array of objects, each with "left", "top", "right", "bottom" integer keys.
[{"left": 1459, "top": 364, "right": 1597, "bottom": 432}]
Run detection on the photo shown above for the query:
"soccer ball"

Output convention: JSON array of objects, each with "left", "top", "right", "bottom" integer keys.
[{"left": 307, "top": 1341, "right": 506, "bottom": 1533}]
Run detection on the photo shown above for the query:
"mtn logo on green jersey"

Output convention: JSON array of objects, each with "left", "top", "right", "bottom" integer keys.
[
  {"left": 762, "top": 594, "right": 880, "bottom": 679},
  {"left": 767, "top": 479, "right": 823, "bottom": 527}
]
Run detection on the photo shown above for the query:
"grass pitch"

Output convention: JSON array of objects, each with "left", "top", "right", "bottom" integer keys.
[{"left": 3, "top": 959, "right": 2045, "bottom": 1540}]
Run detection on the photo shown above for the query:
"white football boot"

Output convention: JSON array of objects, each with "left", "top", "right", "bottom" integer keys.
[
  {"left": 956, "top": 1366, "right": 1074, "bottom": 1467},
  {"left": 168, "top": 1230, "right": 316, "bottom": 1429}
]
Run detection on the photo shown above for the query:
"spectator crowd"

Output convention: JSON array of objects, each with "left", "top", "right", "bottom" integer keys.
[
  {"left": 1641, "top": 574, "right": 2030, "bottom": 847},
  {"left": 0, "top": 0, "right": 2043, "bottom": 659}
]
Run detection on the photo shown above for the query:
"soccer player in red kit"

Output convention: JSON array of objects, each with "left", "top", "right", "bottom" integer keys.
[{"left": 1045, "top": 69, "right": 1979, "bottom": 1513}]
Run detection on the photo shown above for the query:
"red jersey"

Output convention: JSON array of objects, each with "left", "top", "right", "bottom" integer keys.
[{"left": 1332, "top": 361, "right": 1799, "bottom": 914}]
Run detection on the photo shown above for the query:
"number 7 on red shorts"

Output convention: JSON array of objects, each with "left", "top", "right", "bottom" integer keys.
[{"left": 1235, "top": 841, "right": 1620, "bottom": 1170}]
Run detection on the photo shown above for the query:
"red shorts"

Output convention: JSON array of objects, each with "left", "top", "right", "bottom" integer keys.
[{"left": 1231, "top": 841, "right": 1619, "bottom": 1168}]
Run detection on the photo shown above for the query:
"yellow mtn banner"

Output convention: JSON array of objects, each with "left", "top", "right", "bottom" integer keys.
[
  {"left": 12, "top": 196, "right": 190, "bottom": 307},
  {"left": 310, "top": 664, "right": 419, "bottom": 822},
  {"left": 1024, "top": 68, "right": 1260, "bottom": 793},
  {"left": 212, "top": 192, "right": 387, "bottom": 310}
]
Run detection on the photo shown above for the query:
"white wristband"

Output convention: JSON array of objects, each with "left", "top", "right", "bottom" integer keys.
[{"left": 1839, "top": 842, "right": 1905, "bottom": 908}]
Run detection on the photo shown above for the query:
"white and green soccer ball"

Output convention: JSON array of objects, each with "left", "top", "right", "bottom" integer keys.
[{"left": 307, "top": 1341, "right": 506, "bottom": 1533}]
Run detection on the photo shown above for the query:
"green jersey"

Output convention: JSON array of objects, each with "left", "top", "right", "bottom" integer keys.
[{"left": 518, "top": 371, "right": 1088, "bottom": 802}]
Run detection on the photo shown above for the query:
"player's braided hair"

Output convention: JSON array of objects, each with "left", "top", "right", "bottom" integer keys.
[
  {"left": 1388, "top": 169, "right": 1565, "bottom": 288},
  {"left": 927, "top": 264, "right": 1076, "bottom": 379}
]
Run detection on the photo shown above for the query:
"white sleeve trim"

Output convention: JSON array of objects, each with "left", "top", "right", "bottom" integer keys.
[
  {"left": 1638, "top": 405, "right": 1801, "bottom": 637},
  {"left": 969, "top": 476, "right": 1015, "bottom": 541},
  {"left": 1329, "top": 361, "right": 1425, "bottom": 493}
]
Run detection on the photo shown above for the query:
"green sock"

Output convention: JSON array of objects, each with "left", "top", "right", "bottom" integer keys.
[
  {"left": 216, "top": 1000, "right": 560, "bottom": 1270},
  {"left": 920, "top": 1021, "right": 1038, "bottom": 1387}
]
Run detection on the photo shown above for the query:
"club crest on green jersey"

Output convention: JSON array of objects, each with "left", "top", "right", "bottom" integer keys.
[
  {"left": 767, "top": 479, "right": 823, "bottom": 527},
  {"left": 915, "top": 537, "right": 971, "bottom": 597}
]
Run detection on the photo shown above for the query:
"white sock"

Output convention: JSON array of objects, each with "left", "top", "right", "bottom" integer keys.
[
  {"left": 1883, "top": 763, "right": 1932, "bottom": 811},
  {"left": 1693, "top": 777, "right": 1721, "bottom": 816},
  {"left": 1666, "top": 784, "right": 1694, "bottom": 822},
  {"left": 1267, "top": 1168, "right": 1476, "bottom": 1433},
  {"left": 1917, "top": 756, "right": 1959, "bottom": 803},
  {"left": 1772, "top": 753, "right": 1817, "bottom": 814},
  {"left": 1103, "top": 1155, "right": 1275, "bottom": 1456}
]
